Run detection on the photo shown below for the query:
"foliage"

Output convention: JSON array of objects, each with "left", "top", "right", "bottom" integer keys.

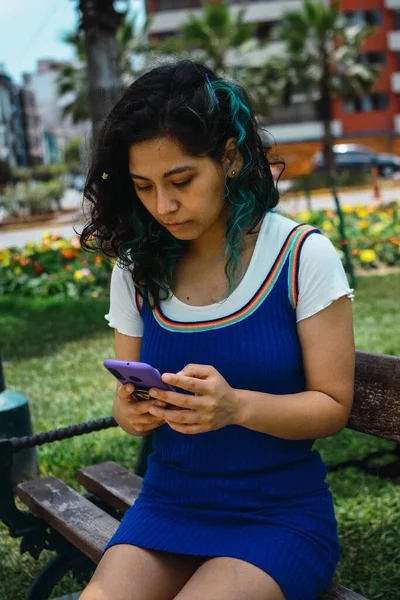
[
  {"left": 63, "top": 137, "right": 82, "bottom": 174},
  {"left": 0, "top": 232, "right": 114, "bottom": 298},
  {"left": 289, "top": 201, "right": 400, "bottom": 270},
  {"left": 0, "top": 180, "right": 67, "bottom": 219},
  {"left": 177, "top": 0, "right": 254, "bottom": 75},
  {"left": 289, "top": 170, "right": 372, "bottom": 192},
  {"left": 32, "top": 163, "right": 68, "bottom": 182}
]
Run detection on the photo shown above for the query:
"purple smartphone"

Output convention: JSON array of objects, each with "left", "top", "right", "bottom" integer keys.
[{"left": 104, "top": 359, "right": 174, "bottom": 401}]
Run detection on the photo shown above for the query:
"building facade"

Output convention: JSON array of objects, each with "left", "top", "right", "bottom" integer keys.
[
  {"left": 23, "top": 59, "right": 90, "bottom": 165},
  {"left": 145, "top": 0, "right": 400, "bottom": 157},
  {"left": 0, "top": 66, "right": 26, "bottom": 168},
  {"left": 19, "top": 88, "right": 44, "bottom": 166}
]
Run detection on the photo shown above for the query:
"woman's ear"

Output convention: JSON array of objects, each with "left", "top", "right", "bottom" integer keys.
[{"left": 224, "top": 137, "right": 243, "bottom": 178}]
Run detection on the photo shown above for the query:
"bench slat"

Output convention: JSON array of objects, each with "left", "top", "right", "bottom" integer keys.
[
  {"left": 17, "top": 477, "right": 118, "bottom": 563},
  {"left": 350, "top": 351, "right": 400, "bottom": 441},
  {"left": 320, "top": 583, "right": 367, "bottom": 600},
  {"left": 78, "top": 461, "right": 143, "bottom": 513}
]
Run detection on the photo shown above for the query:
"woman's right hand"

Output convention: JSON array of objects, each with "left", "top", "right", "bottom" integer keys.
[{"left": 113, "top": 383, "right": 167, "bottom": 436}]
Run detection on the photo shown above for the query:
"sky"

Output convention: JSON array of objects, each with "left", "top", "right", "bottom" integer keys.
[{"left": 0, "top": 0, "right": 145, "bottom": 84}]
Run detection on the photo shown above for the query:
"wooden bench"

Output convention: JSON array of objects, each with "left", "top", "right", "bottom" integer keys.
[{"left": 11, "top": 351, "right": 400, "bottom": 598}]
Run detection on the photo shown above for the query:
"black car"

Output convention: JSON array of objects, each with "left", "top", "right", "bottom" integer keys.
[{"left": 313, "top": 144, "right": 400, "bottom": 178}]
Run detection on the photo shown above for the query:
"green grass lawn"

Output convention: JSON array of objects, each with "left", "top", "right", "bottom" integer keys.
[{"left": 0, "top": 274, "right": 399, "bottom": 599}]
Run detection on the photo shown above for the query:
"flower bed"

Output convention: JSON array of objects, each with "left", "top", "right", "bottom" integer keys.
[
  {"left": 0, "top": 202, "right": 399, "bottom": 297},
  {"left": 290, "top": 201, "right": 399, "bottom": 270},
  {"left": 0, "top": 232, "right": 114, "bottom": 298}
]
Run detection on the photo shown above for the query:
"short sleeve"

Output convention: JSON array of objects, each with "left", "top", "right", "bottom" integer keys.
[
  {"left": 296, "top": 232, "right": 354, "bottom": 323},
  {"left": 104, "top": 261, "right": 144, "bottom": 337}
]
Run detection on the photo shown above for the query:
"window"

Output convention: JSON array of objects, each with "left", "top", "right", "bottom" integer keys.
[
  {"left": 343, "top": 93, "right": 389, "bottom": 113},
  {"left": 394, "top": 11, "right": 400, "bottom": 30},
  {"left": 365, "top": 10, "right": 383, "bottom": 27},
  {"left": 343, "top": 10, "right": 383, "bottom": 28},
  {"left": 364, "top": 52, "right": 386, "bottom": 67}
]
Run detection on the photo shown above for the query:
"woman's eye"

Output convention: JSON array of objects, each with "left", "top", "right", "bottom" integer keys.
[
  {"left": 136, "top": 184, "right": 152, "bottom": 192},
  {"left": 174, "top": 179, "right": 192, "bottom": 188}
]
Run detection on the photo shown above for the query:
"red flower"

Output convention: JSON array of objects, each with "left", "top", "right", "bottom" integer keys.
[{"left": 34, "top": 261, "right": 44, "bottom": 275}]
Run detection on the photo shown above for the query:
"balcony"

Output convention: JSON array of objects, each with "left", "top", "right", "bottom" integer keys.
[
  {"left": 394, "top": 115, "right": 400, "bottom": 133},
  {"left": 391, "top": 72, "right": 400, "bottom": 93},
  {"left": 149, "top": 1, "right": 303, "bottom": 33},
  {"left": 388, "top": 31, "right": 400, "bottom": 51},
  {"left": 385, "top": 0, "right": 400, "bottom": 8}
]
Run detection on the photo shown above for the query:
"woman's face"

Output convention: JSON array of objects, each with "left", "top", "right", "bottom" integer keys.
[{"left": 128, "top": 136, "right": 234, "bottom": 240}]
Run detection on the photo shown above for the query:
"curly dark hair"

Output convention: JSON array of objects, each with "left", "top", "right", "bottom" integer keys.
[{"left": 80, "top": 60, "right": 283, "bottom": 306}]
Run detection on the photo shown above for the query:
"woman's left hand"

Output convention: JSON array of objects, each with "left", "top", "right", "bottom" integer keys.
[{"left": 148, "top": 364, "right": 240, "bottom": 434}]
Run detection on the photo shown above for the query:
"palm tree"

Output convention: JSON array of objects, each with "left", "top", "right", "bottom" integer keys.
[
  {"left": 76, "top": 0, "right": 123, "bottom": 140},
  {"left": 57, "top": 31, "right": 89, "bottom": 125},
  {"left": 272, "top": 0, "right": 380, "bottom": 176},
  {"left": 155, "top": 0, "right": 254, "bottom": 77},
  {"left": 59, "top": 5, "right": 145, "bottom": 133}
]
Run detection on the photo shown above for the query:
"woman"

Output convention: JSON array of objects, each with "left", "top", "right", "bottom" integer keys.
[{"left": 80, "top": 60, "right": 355, "bottom": 600}]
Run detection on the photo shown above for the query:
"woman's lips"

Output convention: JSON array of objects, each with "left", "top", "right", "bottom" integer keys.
[{"left": 161, "top": 220, "right": 190, "bottom": 231}]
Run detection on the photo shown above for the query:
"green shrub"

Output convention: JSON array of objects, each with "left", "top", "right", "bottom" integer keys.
[
  {"left": 290, "top": 170, "right": 372, "bottom": 193},
  {"left": 32, "top": 163, "right": 68, "bottom": 182},
  {"left": 11, "top": 167, "right": 33, "bottom": 183}
]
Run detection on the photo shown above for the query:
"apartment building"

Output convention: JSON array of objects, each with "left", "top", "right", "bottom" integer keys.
[
  {"left": 145, "top": 0, "right": 400, "bottom": 155},
  {"left": 0, "top": 66, "right": 26, "bottom": 167},
  {"left": 19, "top": 88, "right": 44, "bottom": 166}
]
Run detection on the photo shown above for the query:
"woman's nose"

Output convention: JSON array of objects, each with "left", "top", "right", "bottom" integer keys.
[{"left": 156, "top": 189, "right": 179, "bottom": 215}]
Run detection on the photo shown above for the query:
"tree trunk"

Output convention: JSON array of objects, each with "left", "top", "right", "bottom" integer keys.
[
  {"left": 79, "top": 0, "right": 123, "bottom": 142},
  {"left": 315, "top": 48, "right": 336, "bottom": 184}
]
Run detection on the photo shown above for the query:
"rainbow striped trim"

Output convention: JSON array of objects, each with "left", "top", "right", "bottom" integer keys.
[{"left": 136, "top": 224, "right": 318, "bottom": 333}]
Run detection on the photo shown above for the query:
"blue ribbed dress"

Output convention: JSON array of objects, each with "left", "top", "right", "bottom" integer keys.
[{"left": 104, "top": 223, "right": 341, "bottom": 600}]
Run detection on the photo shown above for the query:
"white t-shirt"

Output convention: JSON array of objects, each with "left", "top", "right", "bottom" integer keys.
[{"left": 105, "top": 211, "right": 354, "bottom": 337}]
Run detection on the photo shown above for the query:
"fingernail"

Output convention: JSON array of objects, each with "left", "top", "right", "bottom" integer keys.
[{"left": 125, "top": 385, "right": 133, "bottom": 393}]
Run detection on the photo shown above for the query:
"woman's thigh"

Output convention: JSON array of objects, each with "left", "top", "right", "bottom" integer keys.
[
  {"left": 79, "top": 544, "right": 204, "bottom": 600},
  {"left": 174, "top": 557, "right": 286, "bottom": 600}
]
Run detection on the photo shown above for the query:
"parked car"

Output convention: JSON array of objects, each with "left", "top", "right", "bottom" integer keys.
[{"left": 313, "top": 144, "right": 400, "bottom": 178}]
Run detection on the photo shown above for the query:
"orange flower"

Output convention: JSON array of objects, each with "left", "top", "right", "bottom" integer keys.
[
  {"left": 51, "top": 233, "right": 62, "bottom": 241},
  {"left": 61, "top": 249, "right": 76, "bottom": 260},
  {"left": 65, "top": 264, "right": 72, "bottom": 271},
  {"left": 351, "top": 249, "right": 359, "bottom": 256},
  {"left": 21, "top": 258, "right": 31, "bottom": 266},
  {"left": 34, "top": 261, "right": 44, "bottom": 274},
  {"left": 95, "top": 256, "right": 103, "bottom": 264}
]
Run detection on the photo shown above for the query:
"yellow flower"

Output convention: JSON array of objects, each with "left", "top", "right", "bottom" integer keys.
[
  {"left": 299, "top": 210, "right": 311, "bottom": 222},
  {"left": 341, "top": 205, "right": 353, "bottom": 214},
  {"left": 360, "top": 249, "right": 376, "bottom": 263},
  {"left": 356, "top": 208, "right": 368, "bottom": 218},
  {"left": 358, "top": 220, "right": 369, "bottom": 230},
  {"left": 322, "top": 220, "right": 333, "bottom": 231},
  {"left": 73, "top": 270, "right": 83, "bottom": 281},
  {"left": 91, "top": 291, "right": 99, "bottom": 298},
  {"left": 14, "top": 266, "right": 22, "bottom": 275}
]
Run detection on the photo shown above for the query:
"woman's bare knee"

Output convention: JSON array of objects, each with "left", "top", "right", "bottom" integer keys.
[{"left": 80, "top": 544, "right": 202, "bottom": 600}]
